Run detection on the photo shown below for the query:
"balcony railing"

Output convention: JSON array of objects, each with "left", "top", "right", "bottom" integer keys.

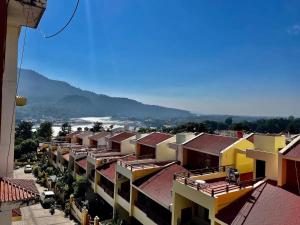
[
  {"left": 174, "top": 165, "right": 234, "bottom": 180},
  {"left": 117, "top": 154, "right": 157, "bottom": 171},
  {"left": 99, "top": 183, "right": 114, "bottom": 198},
  {"left": 135, "top": 200, "right": 171, "bottom": 225},
  {"left": 174, "top": 166, "right": 264, "bottom": 197},
  {"left": 118, "top": 189, "right": 130, "bottom": 202}
]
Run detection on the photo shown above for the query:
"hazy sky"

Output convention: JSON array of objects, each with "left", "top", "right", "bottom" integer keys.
[{"left": 21, "top": 0, "right": 300, "bottom": 117}]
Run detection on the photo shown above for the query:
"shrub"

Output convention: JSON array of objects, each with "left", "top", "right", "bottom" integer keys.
[{"left": 33, "top": 166, "right": 40, "bottom": 177}]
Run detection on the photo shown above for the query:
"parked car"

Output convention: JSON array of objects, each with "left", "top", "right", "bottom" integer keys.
[
  {"left": 40, "top": 191, "right": 55, "bottom": 207},
  {"left": 24, "top": 165, "right": 32, "bottom": 173}
]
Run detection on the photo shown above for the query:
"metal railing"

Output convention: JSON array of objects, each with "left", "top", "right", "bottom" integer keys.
[
  {"left": 174, "top": 165, "right": 234, "bottom": 180},
  {"left": 175, "top": 175, "right": 264, "bottom": 197},
  {"left": 117, "top": 154, "right": 156, "bottom": 171}
]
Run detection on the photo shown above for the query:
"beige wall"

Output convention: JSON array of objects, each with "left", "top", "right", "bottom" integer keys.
[
  {"left": 120, "top": 137, "right": 136, "bottom": 154},
  {"left": 254, "top": 135, "right": 286, "bottom": 153},
  {"left": 0, "top": 25, "right": 20, "bottom": 178},
  {"left": 156, "top": 136, "right": 177, "bottom": 161}
]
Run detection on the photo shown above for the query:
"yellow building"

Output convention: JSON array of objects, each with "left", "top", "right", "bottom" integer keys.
[{"left": 246, "top": 134, "right": 286, "bottom": 181}]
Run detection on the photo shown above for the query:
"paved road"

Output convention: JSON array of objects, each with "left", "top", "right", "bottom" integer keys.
[{"left": 13, "top": 168, "right": 76, "bottom": 225}]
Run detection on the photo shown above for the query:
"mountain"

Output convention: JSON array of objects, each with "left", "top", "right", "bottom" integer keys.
[{"left": 16, "top": 69, "right": 193, "bottom": 120}]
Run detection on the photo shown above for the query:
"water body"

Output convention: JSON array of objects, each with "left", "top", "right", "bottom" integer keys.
[{"left": 51, "top": 117, "right": 141, "bottom": 137}]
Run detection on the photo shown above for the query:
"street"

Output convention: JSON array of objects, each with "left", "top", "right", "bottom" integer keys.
[{"left": 13, "top": 168, "right": 76, "bottom": 225}]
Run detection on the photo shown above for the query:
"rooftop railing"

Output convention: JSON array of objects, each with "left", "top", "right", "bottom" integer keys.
[
  {"left": 174, "top": 173, "right": 264, "bottom": 197},
  {"left": 174, "top": 165, "right": 234, "bottom": 180},
  {"left": 118, "top": 155, "right": 163, "bottom": 171}
]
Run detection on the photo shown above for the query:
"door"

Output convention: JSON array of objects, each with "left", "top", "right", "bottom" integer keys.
[{"left": 256, "top": 160, "right": 266, "bottom": 178}]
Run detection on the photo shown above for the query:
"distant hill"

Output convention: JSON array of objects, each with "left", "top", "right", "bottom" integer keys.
[{"left": 16, "top": 69, "right": 193, "bottom": 120}]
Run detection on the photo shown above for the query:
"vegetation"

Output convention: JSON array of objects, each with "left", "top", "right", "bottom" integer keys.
[
  {"left": 161, "top": 117, "right": 300, "bottom": 134},
  {"left": 90, "top": 121, "right": 104, "bottom": 132},
  {"left": 73, "top": 176, "right": 89, "bottom": 198},
  {"left": 14, "top": 121, "right": 53, "bottom": 160},
  {"left": 58, "top": 122, "right": 72, "bottom": 137},
  {"left": 36, "top": 121, "right": 53, "bottom": 142}
]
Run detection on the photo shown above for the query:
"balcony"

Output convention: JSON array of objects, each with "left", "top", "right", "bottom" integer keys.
[
  {"left": 135, "top": 197, "right": 171, "bottom": 225},
  {"left": 174, "top": 167, "right": 264, "bottom": 197}
]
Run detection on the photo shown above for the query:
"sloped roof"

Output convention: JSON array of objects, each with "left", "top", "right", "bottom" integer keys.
[
  {"left": 76, "top": 158, "right": 87, "bottom": 170},
  {"left": 110, "top": 132, "right": 135, "bottom": 143},
  {"left": 89, "top": 132, "right": 110, "bottom": 141},
  {"left": 76, "top": 131, "right": 93, "bottom": 139},
  {"left": 134, "top": 163, "right": 187, "bottom": 208},
  {"left": 282, "top": 137, "right": 300, "bottom": 159},
  {"left": 65, "top": 131, "right": 81, "bottom": 139},
  {"left": 99, "top": 163, "right": 116, "bottom": 183},
  {"left": 216, "top": 182, "right": 300, "bottom": 225},
  {"left": 137, "top": 133, "right": 173, "bottom": 147},
  {"left": 183, "top": 133, "right": 238, "bottom": 156},
  {"left": 0, "top": 178, "right": 39, "bottom": 203}
]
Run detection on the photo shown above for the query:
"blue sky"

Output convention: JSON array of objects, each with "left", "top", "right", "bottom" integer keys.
[{"left": 21, "top": 0, "right": 300, "bottom": 116}]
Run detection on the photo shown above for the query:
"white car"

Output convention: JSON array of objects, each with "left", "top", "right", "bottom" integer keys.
[
  {"left": 40, "top": 191, "right": 55, "bottom": 206},
  {"left": 24, "top": 165, "right": 32, "bottom": 173}
]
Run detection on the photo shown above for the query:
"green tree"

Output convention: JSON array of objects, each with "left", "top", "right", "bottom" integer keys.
[
  {"left": 91, "top": 121, "right": 103, "bottom": 132},
  {"left": 73, "top": 176, "right": 89, "bottom": 198},
  {"left": 15, "top": 139, "right": 38, "bottom": 159},
  {"left": 36, "top": 122, "right": 53, "bottom": 141},
  {"left": 58, "top": 122, "right": 72, "bottom": 137},
  {"left": 15, "top": 121, "right": 33, "bottom": 141},
  {"left": 225, "top": 117, "right": 233, "bottom": 126}
]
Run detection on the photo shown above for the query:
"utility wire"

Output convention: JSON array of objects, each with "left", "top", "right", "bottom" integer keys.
[{"left": 43, "top": 0, "right": 80, "bottom": 39}]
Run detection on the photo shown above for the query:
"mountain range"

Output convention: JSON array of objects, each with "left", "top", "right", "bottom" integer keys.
[{"left": 16, "top": 69, "right": 193, "bottom": 120}]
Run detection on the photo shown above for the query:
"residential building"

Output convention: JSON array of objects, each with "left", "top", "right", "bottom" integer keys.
[
  {"left": 89, "top": 131, "right": 112, "bottom": 148},
  {"left": 135, "top": 132, "right": 176, "bottom": 161},
  {"left": 278, "top": 135, "right": 300, "bottom": 195},
  {"left": 109, "top": 132, "right": 136, "bottom": 153},
  {"left": 74, "top": 131, "right": 94, "bottom": 146},
  {"left": 181, "top": 133, "right": 254, "bottom": 175},
  {"left": 246, "top": 134, "right": 286, "bottom": 181}
]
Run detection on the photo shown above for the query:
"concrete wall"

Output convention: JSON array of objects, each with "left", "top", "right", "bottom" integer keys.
[
  {"left": 156, "top": 136, "right": 177, "bottom": 161},
  {"left": 254, "top": 135, "right": 286, "bottom": 153},
  {"left": 220, "top": 139, "right": 254, "bottom": 174},
  {"left": 120, "top": 137, "right": 136, "bottom": 154}
]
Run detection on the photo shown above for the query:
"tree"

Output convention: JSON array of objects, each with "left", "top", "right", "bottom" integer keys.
[
  {"left": 15, "top": 121, "right": 33, "bottom": 141},
  {"left": 225, "top": 117, "right": 233, "bottom": 126},
  {"left": 36, "top": 122, "right": 53, "bottom": 142},
  {"left": 84, "top": 127, "right": 89, "bottom": 131},
  {"left": 73, "top": 176, "right": 89, "bottom": 198},
  {"left": 91, "top": 121, "right": 103, "bottom": 132},
  {"left": 58, "top": 122, "right": 72, "bottom": 137},
  {"left": 15, "top": 139, "right": 38, "bottom": 159},
  {"left": 77, "top": 127, "right": 82, "bottom": 131}
]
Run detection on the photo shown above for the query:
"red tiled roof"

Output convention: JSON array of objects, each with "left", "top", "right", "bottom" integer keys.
[
  {"left": 137, "top": 133, "right": 173, "bottom": 147},
  {"left": 99, "top": 163, "right": 116, "bottom": 183},
  {"left": 135, "top": 164, "right": 187, "bottom": 207},
  {"left": 184, "top": 134, "right": 238, "bottom": 156},
  {"left": 65, "top": 131, "right": 81, "bottom": 139},
  {"left": 89, "top": 132, "right": 110, "bottom": 141},
  {"left": 284, "top": 141, "right": 300, "bottom": 159},
  {"left": 76, "top": 158, "right": 87, "bottom": 170},
  {"left": 63, "top": 153, "right": 70, "bottom": 161},
  {"left": 0, "top": 178, "right": 39, "bottom": 203},
  {"left": 110, "top": 132, "right": 135, "bottom": 143},
  {"left": 216, "top": 182, "right": 300, "bottom": 225},
  {"left": 76, "top": 131, "right": 93, "bottom": 139}
]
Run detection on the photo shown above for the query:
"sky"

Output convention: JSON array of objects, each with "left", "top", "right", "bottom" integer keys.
[{"left": 21, "top": 0, "right": 300, "bottom": 117}]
